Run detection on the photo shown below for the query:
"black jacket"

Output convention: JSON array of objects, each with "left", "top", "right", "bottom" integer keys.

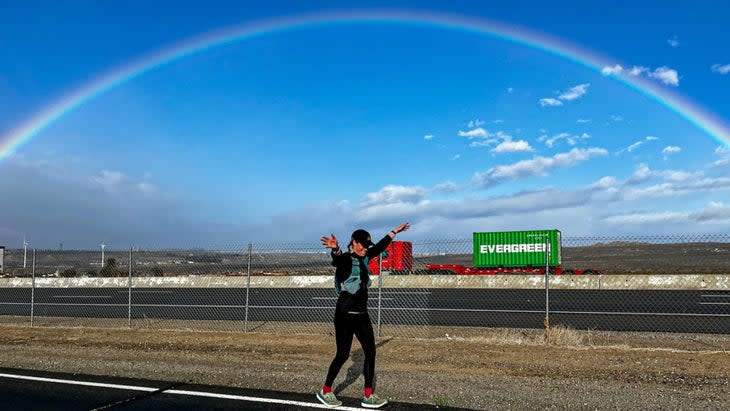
[{"left": 330, "top": 235, "right": 392, "bottom": 314}]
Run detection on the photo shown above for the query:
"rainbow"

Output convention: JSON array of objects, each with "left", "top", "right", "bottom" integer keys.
[{"left": 1, "top": 8, "right": 729, "bottom": 163}]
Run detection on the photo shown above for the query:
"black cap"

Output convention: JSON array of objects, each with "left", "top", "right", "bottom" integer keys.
[{"left": 351, "top": 229, "right": 373, "bottom": 248}]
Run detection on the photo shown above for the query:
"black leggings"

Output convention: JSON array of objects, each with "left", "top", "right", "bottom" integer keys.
[{"left": 325, "top": 311, "right": 376, "bottom": 388}]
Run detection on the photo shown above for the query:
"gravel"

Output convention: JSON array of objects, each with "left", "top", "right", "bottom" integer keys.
[{"left": 0, "top": 324, "right": 728, "bottom": 410}]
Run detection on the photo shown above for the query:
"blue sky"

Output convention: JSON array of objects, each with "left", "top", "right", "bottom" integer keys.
[{"left": 1, "top": 0, "right": 729, "bottom": 248}]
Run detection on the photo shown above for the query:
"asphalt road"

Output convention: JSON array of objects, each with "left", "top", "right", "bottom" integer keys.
[
  {"left": 1, "top": 287, "right": 728, "bottom": 333},
  {"left": 0, "top": 367, "right": 467, "bottom": 411}
]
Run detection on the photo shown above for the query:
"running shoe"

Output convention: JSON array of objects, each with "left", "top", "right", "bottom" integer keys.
[
  {"left": 316, "top": 389, "right": 343, "bottom": 408},
  {"left": 361, "top": 393, "right": 388, "bottom": 408}
]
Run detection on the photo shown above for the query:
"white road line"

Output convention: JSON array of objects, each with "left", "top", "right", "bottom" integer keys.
[
  {"left": 10, "top": 303, "right": 250, "bottom": 308},
  {"left": 700, "top": 302, "right": 730, "bottom": 305},
  {"left": 0, "top": 372, "right": 156, "bottom": 392},
  {"left": 380, "top": 307, "right": 730, "bottom": 317},
  {"left": 116, "top": 290, "right": 175, "bottom": 294},
  {"left": 54, "top": 295, "right": 113, "bottom": 298},
  {"left": 701, "top": 294, "right": 730, "bottom": 298},
  {"left": 167, "top": 389, "right": 363, "bottom": 410},
  {"left": 313, "top": 297, "right": 394, "bottom": 301},
  {"left": 0, "top": 372, "right": 362, "bottom": 410},
  {"left": 548, "top": 310, "right": 730, "bottom": 317}
]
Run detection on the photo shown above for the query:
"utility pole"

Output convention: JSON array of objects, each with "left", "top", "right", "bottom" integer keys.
[
  {"left": 23, "top": 237, "right": 29, "bottom": 269},
  {"left": 101, "top": 243, "right": 106, "bottom": 267}
]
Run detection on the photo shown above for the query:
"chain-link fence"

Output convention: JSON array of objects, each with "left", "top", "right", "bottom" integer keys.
[{"left": 1, "top": 234, "right": 729, "bottom": 337}]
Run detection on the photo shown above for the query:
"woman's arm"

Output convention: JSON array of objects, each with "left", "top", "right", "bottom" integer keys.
[
  {"left": 366, "top": 222, "right": 411, "bottom": 257},
  {"left": 321, "top": 234, "right": 343, "bottom": 265}
]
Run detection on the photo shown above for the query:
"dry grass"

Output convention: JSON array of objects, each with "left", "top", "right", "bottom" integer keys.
[
  {"left": 1, "top": 323, "right": 728, "bottom": 410},
  {"left": 544, "top": 323, "right": 586, "bottom": 345},
  {"left": 2, "top": 316, "right": 728, "bottom": 352}
]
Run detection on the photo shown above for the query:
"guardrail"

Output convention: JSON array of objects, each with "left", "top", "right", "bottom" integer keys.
[{"left": 1, "top": 274, "right": 729, "bottom": 289}]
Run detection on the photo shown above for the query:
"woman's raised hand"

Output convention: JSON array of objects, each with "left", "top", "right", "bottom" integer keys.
[
  {"left": 320, "top": 234, "right": 339, "bottom": 249},
  {"left": 393, "top": 222, "right": 411, "bottom": 234}
]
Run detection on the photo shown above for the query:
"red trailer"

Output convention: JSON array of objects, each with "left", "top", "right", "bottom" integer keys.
[{"left": 368, "top": 241, "right": 413, "bottom": 275}]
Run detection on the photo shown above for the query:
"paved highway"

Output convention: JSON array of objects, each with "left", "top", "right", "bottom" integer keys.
[
  {"left": 0, "top": 367, "right": 460, "bottom": 410},
  {"left": 0, "top": 287, "right": 728, "bottom": 333}
]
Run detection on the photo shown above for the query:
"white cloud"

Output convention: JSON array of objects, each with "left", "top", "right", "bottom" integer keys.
[
  {"left": 625, "top": 176, "right": 730, "bottom": 200},
  {"left": 660, "top": 170, "right": 697, "bottom": 182},
  {"left": 602, "top": 64, "right": 679, "bottom": 86},
  {"left": 433, "top": 182, "right": 458, "bottom": 194},
  {"left": 623, "top": 165, "right": 699, "bottom": 187},
  {"left": 713, "top": 146, "right": 730, "bottom": 167},
  {"left": 667, "top": 36, "right": 680, "bottom": 47},
  {"left": 472, "top": 147, "right": 608, "bottom": 188},
  {"left": 610, "top": 115, "right": 623, "bottom": 122},
  {"left": 626, "top": 141, "right": 642, "bottom": 152},
  {"left": 603, "top": 211, "right": 687, "bottom": 224},
  {"left": 711, "top": 64, "right": 730, "bottom": 75},
  {"left": 468, "top": 140, "right": 494, "bottom": 148},
  {"left": 601, "top": 65, "right": 623, "bottom": 75},
  {"left": 0, "top": 157, "right": 212, "bottom": 248},
  {"left": 713, "top": 157, "right": 730, "bottom": 167},
  {"left": 539, "top": 98, "right": 563, "bottom": 107},
  {"left": 491, "top": 138, "right": 533, "bottom": 153},
  {"left": 93, "top": 170, "right": 129, "bottom": 188},
  {"left": 690, "top": 202, "right": 730, "bottom": 221},
  {"left": 452, "top": 154, "right": 461, "bottom": 160},
  {"left": 467, "top": 119, "right": 485, "bottom": 128},
  {"left": 540, "top": 83, "right": 590, "bottom": 107},
  {"left": 662, "top": 146, "right": 681, "bottom": 155},
  {"left": 461, "top": 129, "right": 520, "bottom": 151},
  {"left": 600, "top": 202, "right": 730, "bottom": 231},
  {"left": 558, "top": 83, "right": 590, "bottom": 101},
  {"left": 621, "top": 136, "right": 659, "bottom": 153},
  {"left": 458, "top": 127, "right": 488, "bottom": 138},
  {"left": 423, "top": 134, "right": 434, "bottom": 141},
  {"left": 601, "top": 65, "right": 649, "bottom": 77},
  {"left": 507, "top": 87, "right": 514, "bottom": 93},
  {"left": 540, "top": 132, "right": 571, "bottom": 148},
  {"left": 360, "top": 184, "right": 428, "bottom": 207},
  {"left": 92, "top": 170, "right": 159, "bottom": 197},
  {"left": 626, "top": 164, "right": 653, "bottom": 185},
  {"left": 649, "top": 66, "right": 680, "bottom": 86},
  {"left": 590, "top": 176, "right": 618, "bottom": 189},
  {"left": 461, "top": 129, "right": 532, "bottom": 154},
  {"left": 577, "top": 118, "right": 591, "bottom": 123},
  {"left": 628, "top": 66, "right": 648, "bottom": 76},
  {"left": 310, "top": 164, "right": 730, "bottom": 237}
]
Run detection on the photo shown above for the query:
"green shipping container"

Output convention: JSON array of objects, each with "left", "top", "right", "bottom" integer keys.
[{"left": 473, "top": 230, "right": 561, "bottom": 268}]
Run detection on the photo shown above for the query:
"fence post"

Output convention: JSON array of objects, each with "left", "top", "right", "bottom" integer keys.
[
  {"left": 377, "top": 253, "right": 383, "bottom": 338},
  {"left": 244, "top": 243, "right": 252, "bottom": 333},
  {"left": 30, "top": 249, "right": 35, "bottom": 327},
  {"left": 128, "top": 246, "right": 132, "bottom": 328},
  {"left": 544, "top": 238, "right": 550, "bottom": 330}
]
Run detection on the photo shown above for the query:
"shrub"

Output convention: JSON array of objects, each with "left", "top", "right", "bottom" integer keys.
[{"left": 60, "top": 268, "right": 78, "bottom": 278}]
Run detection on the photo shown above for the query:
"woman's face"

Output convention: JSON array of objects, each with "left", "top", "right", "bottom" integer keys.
[{"left": 351, "top": 240, "right": 368, "bottom": 257}]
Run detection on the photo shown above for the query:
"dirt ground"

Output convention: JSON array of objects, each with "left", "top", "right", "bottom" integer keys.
[{"left": 0, "top": 324, "right": 728, "bottom": 410}]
